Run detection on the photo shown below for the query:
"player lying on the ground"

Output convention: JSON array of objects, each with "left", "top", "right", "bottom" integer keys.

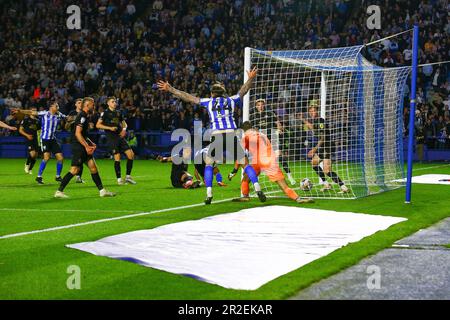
[
  {"left": 229, "top": 121, "right": 313, "bottom": 204},
  {"left": 55, "top": 97, "right": 115, "bottom": 198},
  {"left": 96, "top": 96, "right": 136, "bottom": 185},
  {"left": 18, "top": 106, "right": 40, "bottom": 175},
  {"left": 157, "top": 150, "right": 201, "bottom": 189},
  {"left": 157, "top": 67, "right": 265, "bottom": 205},
  {"left": 300, "top": 102, "right": 349, "bottom": 193},
  {"left": 64, "top": 98, "right": 85, "bottom": 183},
  {"left": 250, "top": 98, "right": 296, "bottom": 185},
  {"left": 12, "top": 102, "right": 66, "bottom": 184},
  {"left": 193, "top": 147, "right": 226, "bottom": 187},
  {"left": 0, "top": 120, "right": 17, "bottom": 131}
]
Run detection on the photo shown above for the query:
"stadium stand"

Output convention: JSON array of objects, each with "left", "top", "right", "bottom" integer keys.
[{"left": 0, "top": 0, "right": 448, "bottom": 158}]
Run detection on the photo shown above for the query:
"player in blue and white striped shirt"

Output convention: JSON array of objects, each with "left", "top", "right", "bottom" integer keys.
[
  {"left": 13, "top": 102, "right": 66, "bottom": 184},
  {"left": 157, "top": 67, "right": 266, "bottom": 205}
]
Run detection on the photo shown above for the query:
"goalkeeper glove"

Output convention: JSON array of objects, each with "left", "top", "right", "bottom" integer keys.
[{"left": 228, "top": 168, "right": 238, "bottom": 181}]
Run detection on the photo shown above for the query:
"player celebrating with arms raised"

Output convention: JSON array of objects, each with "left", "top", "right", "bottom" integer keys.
[
  {"left": 96, "top": 97, "right": 136, "bottom": 185},
  {"left": 301, "top": 103, "right": 349, "bottom": 193},
  {"left": 55, "top": 97, "right": 115, "bottom": 198},
  {"left": 158, "top": 67, "right": 265, "bottom": 204}
]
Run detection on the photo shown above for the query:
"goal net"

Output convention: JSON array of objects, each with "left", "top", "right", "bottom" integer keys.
[{"left": 243, "top": 46, "right": 411, "bottom": 199}]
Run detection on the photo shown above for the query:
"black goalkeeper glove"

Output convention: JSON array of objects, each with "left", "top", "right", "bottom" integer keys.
[{"left": 228, "top": 168, "right": 239, "bottom": 181}]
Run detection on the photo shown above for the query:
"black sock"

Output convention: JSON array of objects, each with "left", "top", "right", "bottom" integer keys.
[
  {"left": 29, "top": 158, "right": 36, "bottom": 170},
  {"left": 91, "top": 172, "right": 104, "bottom": 190},
  {"left": 78, "top": 165, "right": 83, "bottom": 178},
  {"left": 114, "top": 161, "right": 121, "bottom": 179},
  {"left": 327, "top": 171, "right": 344, "bottom": 186},
  {"left": 281, "top": 155, "right": 291, "bottom": 173},
  {"left": 58, "top": 172, "right": 74, "bottom": 192},
  {"left": 313, "top": 166, "right": 327, "bottom": 182},
  {"left": 126, "top": 159, "right": 133, "bottom": 176},
  {"left": 26, "top": 156, "right": 31, "bottom": 166}
]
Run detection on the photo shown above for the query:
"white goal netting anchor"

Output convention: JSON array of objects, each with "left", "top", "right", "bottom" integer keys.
[{"left": 243, "top": 46, "right": 411, "bottom": 199}]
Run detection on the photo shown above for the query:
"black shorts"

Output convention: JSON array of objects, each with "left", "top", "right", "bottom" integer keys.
[
  {"left": 316, "top": 144, "right": 335, "bottom": 160},
  {"left": 107, "top": 135, "right": 131, "bottom": 154},
  {"left": 71, "top": 144, "right": 93, "bottom": 167},
  {"left": 207, "top": 132, "right": 245, "bottom": 164},
  {"left": 26, "top": 137, "right": 39, "bottom": 152},
  {"left": 41, "top": 139, "right": 62, "bottom": 155}
]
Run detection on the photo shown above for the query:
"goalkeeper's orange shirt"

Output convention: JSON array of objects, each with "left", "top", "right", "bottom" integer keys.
[{"left": 242, "top": 129, "right": 276, "bottom": 168}]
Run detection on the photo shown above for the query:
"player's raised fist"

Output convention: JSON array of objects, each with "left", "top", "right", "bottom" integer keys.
[
  {"left": 246, "top": 67, "right": 258, "bottom": 79},
  {"left": 157, "top": 80, "right": 171, "bottom": 92}
]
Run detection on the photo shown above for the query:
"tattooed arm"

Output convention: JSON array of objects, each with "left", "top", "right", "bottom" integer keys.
[
  {"left": 157, "top": 80, "right": 201, "bottom": 104},
  {"left": 238, "top": 67, "right": 258, "bottom": 99}
]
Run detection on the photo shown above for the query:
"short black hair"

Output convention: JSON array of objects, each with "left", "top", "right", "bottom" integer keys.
[{"left": 241, "top": 121, "right": 253, "bottom": 131}]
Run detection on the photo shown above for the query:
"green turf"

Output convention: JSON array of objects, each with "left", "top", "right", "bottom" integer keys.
[{"left": 0, "top": 158, "right": 449, "bottom": 299}]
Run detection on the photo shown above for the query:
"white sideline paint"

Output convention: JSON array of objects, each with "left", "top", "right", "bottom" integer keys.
[
  {"left": 395, "top": 174, "right": 450, "bottom": 185},
  {"left": 0, "top": 164, "right": 446, "bottom": 240},
  {"left": 0, "top": 198, "right": 233, "bottom": 240},
  {"left": 68, "top": 206, "right": 406, "bottom": 290}
]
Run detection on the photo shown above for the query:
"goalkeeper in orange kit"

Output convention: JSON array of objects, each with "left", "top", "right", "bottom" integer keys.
[{"left": 229, "top": 122, "right": 313, "bottom": 204}]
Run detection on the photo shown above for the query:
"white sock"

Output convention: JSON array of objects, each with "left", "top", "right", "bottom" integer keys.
[
  {"left": 254, "top": 182, "right": 261, "bottom": 192},
  {"left": 126, "top": 175, "right": 131, "bottom": 179},
  {"left": 117, "top": 178, "right": 122, "bottom": 182},
  {"left": 287, "top": 173, "right": 293, "bottom": 180},
  {"left": 206, "top": 187, "right": 212, "bottom": 198}
]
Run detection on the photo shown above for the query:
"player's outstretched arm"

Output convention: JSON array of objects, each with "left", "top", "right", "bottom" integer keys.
[
  {"left": 157, "top": 80, "right": 200, "bottom": 105},
  {"left": 11, "top": 108, "right": 38, "bottom": 118},
  {"left": 0, "top": 120, "right": 17, "bottom": 131},
  {"left": 238, "top": 67, "right": 258, "bottom": 99}
]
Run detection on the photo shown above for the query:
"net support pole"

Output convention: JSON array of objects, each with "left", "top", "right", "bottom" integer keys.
[
  {"left": 405, "top": 25, "right": 419, "bottom": 204},
  {"left": 243, "top": 47, "right": 251, "bottom": 122},
  {"left": 320, "top": 71, "right": 327, "bottom": 118}
]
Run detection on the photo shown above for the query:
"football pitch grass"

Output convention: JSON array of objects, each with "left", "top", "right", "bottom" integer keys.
[{"left": 0, "top": 158, "right": 449, "bottom": 299}]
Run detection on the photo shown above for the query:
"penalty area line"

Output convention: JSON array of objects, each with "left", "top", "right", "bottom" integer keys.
[{"left": 0, "top": 198, "right": 235, "bottom": 240}]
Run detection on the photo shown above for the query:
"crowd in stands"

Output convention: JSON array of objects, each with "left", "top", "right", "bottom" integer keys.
[{"left": 0, "top": 0, "right": 449, "bottom": 149}]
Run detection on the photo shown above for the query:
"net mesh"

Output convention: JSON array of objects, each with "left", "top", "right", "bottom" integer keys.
[{"left": 244, "top": 46, "right": 411, "bottom": 199}]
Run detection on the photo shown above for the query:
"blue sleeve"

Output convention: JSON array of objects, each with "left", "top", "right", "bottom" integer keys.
[
  {"left": 199, "top": 98, "right": 211, "bottom": 108},
  {"left": 230, "top": 94, "right": 241, "bottom": 106}
]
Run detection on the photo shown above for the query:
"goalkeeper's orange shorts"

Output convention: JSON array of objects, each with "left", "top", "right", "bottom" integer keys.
[{"left": 252, "top": 162, "right": 285, "bottom": 183}]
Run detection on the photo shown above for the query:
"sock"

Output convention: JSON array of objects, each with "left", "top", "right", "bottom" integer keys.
[
  {"left": 204, "top": 165, "right": 213, "bottom": 188},
  {"left": 327, "top": 171, "right": 344, "bottom": 186},
  {"left": 243, "top": 165, "right": 259, "bottom": 184},
  {"left": 56, "top": 161, "right": 63, "bottom": 177},
  {"left": 58, "top": 172, "right": 74, "bottom": 192},
  {"left": 38, "top": 160, "right": 47, "bottom": 177},
  {"left": 29, "top": 158, "right": 36, "bottom": 170},
  {"left": 281, "top": 156, "right": 291, "bottom": 173},
  {"left": 285, "top": 187, "right": 299, "bottom": 200},
  {"left": 114, "top": 161, "right": 121, "bottom": 179},
  {"left": 206, "top": 186, "right": 212, "bottom": 197},
  {"left": 215, "top": 172, "right": 223, "bottom": 183},
  {"left": 313, "top": 165, "right": 327, "bottom": 182},
  {"left": 126, "top": 159, "right": 133, "bottom": 176},
  {"left": 91, "top": 172, "right": 104, "bottom": 190},
  {"left": 26, "top": 156, "right": 31, "bottom": 166},
  {"left": 241, "top": 180, "right": 250, "bottom": 197},
  {"left": 77, "top": 165, "right": 83, "bottom": 178}
]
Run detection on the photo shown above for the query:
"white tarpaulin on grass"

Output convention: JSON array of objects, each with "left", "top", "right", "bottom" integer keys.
[
  {"left": 67, "top": 206, "right": 406, "bottom": 290},
  {"left": 395, "top": 174, "right": 450, "bottom": 185}
]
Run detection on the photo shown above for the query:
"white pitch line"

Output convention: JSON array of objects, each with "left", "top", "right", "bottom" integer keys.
[
  {"left": 0, "top": 208, "right": 137, "bottom": 213},
  {"left": 0, "top": 198, "right": 235, "bottom": 240}
]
